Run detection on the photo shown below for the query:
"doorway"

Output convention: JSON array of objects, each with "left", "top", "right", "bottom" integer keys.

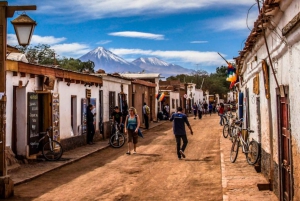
[
  {"left": 278, "top": 91, "right": 293, "bottom": 201},
  {"left": 71, "top": 96, "right": 77, "bottom": 136}
]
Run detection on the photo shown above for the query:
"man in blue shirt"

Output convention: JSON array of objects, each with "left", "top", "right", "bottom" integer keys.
[{"left": 169, "top": 107, "right": 193, "bottom": 159}]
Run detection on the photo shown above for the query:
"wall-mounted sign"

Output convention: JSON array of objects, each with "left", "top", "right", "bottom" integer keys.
[
  {"left": 262, "top": 60, "right": 270, "bottom": 99},
  {"left": 52, "top": 93, "right": 60, "bottom": 142},
  {"left": 253, "top": 73, "right": 259, "bottom": 95},
  {"left": 28, "top": 92, "right": 39, "bottom": 155}
]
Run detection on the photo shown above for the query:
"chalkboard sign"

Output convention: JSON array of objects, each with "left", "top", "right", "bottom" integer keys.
[{"left": 28, "top": 92, "right": 40, "bottom": 155}]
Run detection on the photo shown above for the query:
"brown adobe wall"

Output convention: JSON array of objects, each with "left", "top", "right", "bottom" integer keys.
[{"left": 292, "top": 139, "right": 300, "bottom": 200}]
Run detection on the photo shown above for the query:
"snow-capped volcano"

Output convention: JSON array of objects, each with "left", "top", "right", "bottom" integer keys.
[
  {"left": 78, "top": 47, "right": 194, "bottom": 77},
  {"left": 132, "top": 57, "right": 194, "bottom": 77},
  {"left": 79, "top": 47, "right": 142, "bottom": 73},
  {"left": 135, "top": 57, "right": 170, "bottom": 66}
]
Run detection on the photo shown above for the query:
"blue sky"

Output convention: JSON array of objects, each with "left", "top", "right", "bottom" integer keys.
[{"left": 7, "top": 0, "right": 258, "bottom": 73}]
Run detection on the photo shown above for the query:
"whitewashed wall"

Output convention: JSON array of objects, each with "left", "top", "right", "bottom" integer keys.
[
  {"left": 169, "top": 91, "right": 179, "bottom": 114},
  {"left": 101, "top": 76, "right": 130, "bottom": 122},
  {"left": 195, "top": 89, "right": 203, "bottom": 103}
]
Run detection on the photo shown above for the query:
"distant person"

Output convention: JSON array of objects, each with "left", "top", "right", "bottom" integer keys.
[
  {"left": 124, "top": 107, "right": 141, "bottom": 155},
  {"left": 111, "top": 106, "right": 123, "bottom": 134},
  {"left": 192, "top": 103, "right": 198, "bottom": 119},
  {"left": 86, "top": 104, "right": 95, "bottom": 145},
  {"left": 142, "top": 102, "right": 150, "bottom": 129},
  {"left": 164, "top": 103, "right": 170, "bottom": 118},
  {"left": 219, "top": 104, "right": 225, "bottom": 126},
  {"left": 203, "top": 101, "right": 208, "bottom": 115},
  {"left": 169, "top": 107, "right": 193, "bottom": 160},
  {"left": 197, "top": 102, "right": 203, "bottom": 119},
  {"left": 208, "top": 103, "right": 213, "bottom": 116}
]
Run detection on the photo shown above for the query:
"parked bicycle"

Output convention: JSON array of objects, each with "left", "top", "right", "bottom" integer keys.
[
  {"left": 110, "top": 121, "right": 125, "bottom": 148},
  {"left": 222, "top": 112, "right": 235, "bottom": 138},
  {"left": 230, "top": 125, "right": 260, "bottom": 165},
  {"left": 37, "top": 127, "right": 63, "bottom": 161}
]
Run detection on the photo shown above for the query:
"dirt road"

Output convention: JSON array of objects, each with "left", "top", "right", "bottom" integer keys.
[{"left": 9, "top": 114, "right": 223, "bottom": 201}]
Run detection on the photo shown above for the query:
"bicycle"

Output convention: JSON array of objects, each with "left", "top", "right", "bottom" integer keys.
[
  {"left": 36, "top": 127, "right": 63, "bottom": 161},
  {"left": 230, "top": 125, "right": 260, "bottom": 165},
  {"left": 110, "top": 121, "right": 125, "bottom": 148},
  {"left": 222, "top": 112, "right": 234, "bottom": 138}
]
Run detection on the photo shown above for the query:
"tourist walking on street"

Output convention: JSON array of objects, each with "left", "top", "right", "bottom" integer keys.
[
  {"left": 219, "top": 104, "right": 225, "bottom": 126},
  {"left": 197, "top": 102, "right": 203, "bottom": 119},
  {"left": 124, "top": 107, "right": 141, "bottom": 155},
  {"left": 208, "top": 103, "right": 213, "bottom": 116},
  {"left": 169, "top": 106, "right": 193, "bottom": 160},
  {"left": 164, "top": 103, "right": 170, "bottom": 118},
  {"left": 142, "top": 102, "right": 150, "bottom": 129},
  {"left": 203, "top": 101, "right": 208, "bottom": 115},
  {"left": 86, "top": 104, "right": 95, "bottom": 145},
  {"left": 192, "top": 103, "right": 198, "bottom": 119}
]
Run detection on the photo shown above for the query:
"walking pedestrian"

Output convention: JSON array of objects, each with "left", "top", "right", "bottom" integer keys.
[
  {"left": 111, "top": 106, "right": 123, "bottom": 134},
  {"left": 164, "top": 103, "right": 170, "bottom": 118},
  {"left": 197, "top": 102, "right": 203, "bottom": 119},
  {"left": 142, "top": 102, "right": 150, "bottom": 129},
  {"left": 192, "top": 103, "right": 198, "bottom": 119},
  {"left": 219, "top": 104, "right": 225, "bottom": 126},
  {"left": 124, "top": 107, "right": 141, "bottom": 155},
  {"left": 169, "top": 106, "right": 193, "bottom": 160},
  {"left": 86, "top": 104, "right": 95, "bottom": 145},
  {"left": 203, "top": 101, "right": 208, "bottom": 115},
  {"left": 208, "top": 103, "right": 213, "bottom": 116}
]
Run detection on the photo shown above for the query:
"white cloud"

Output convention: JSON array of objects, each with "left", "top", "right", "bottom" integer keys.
[
  {"left": 190, "top": 41, "right": 208, "bottom": 44},
  {"left": 96, "top": 40, "right": 112, "bottom": 45},
  {"left": 51, "top": 43, "right": 91, "bottom": 58},
  {"left": 34, "top": 0, "right": 254, "bottom": 21},
  {"left": 208, "top": 8, "right": 258, "bottom": 31},
  {"left": 7, "top": 34, "right": 66, "bottom": 46},
  {"left": 109, "top": 48, "right": 226, "bottom": 67},
  {"left": 108, "top": 31, "right": 164, "bottom": 40}
]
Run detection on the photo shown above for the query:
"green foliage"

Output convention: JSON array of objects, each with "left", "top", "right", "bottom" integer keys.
[
  {"left": 16, "top": 44, "right": 95, "bottom": 73},
  {"left": 167, "top": 66, "right": 230, "bottom": 97}
]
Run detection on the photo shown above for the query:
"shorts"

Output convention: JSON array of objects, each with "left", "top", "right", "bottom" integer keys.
[{"left": 127, "top": 129, "right": 138, "bottom": 144}]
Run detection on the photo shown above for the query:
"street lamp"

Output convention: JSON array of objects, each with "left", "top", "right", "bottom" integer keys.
[
  {"left": 11, "top": 13, "right": 37, "bottom": 46},
  {"left": 0, "top": 1, "right": 36, "bottom": 198}
]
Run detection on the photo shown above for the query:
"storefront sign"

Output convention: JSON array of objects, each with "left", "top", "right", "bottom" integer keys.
[
  {"left": 52, "top": 93, "right": 60, "bottom": 141},
  {"left": 28, "top": 92, "right": 39, "bottom": 155},
  {"left": 262, "top": 60, "right": 270, "bottom": 99}
]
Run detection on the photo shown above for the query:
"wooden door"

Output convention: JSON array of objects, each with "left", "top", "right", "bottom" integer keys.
[{"left": 279, "top": 96, "right": 292, "bottom": 201}]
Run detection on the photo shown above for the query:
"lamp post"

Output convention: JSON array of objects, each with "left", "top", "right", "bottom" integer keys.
[{"left": 0, "top": 1, "right": 36, "bottom": 198}]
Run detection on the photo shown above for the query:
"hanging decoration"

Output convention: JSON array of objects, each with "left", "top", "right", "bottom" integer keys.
[
  {"left": 156, "top": 92, "right": 165, "bottom": 102},
  {"left": 217, "top": 52, "right": 238, "bottom": 89}
]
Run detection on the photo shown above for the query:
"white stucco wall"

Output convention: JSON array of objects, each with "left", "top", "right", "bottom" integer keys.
[
  {"left": 101, "top": 76, "right": 130, "bottom": 122},
  {"left": 194, "top": 89, "right": 203, "bottom": 103},
  {"left": 169, "top": 91, "right": 180, "bottom": 114},
  {"left": 239, "top": 0, "right": 300, "bottom": 164}
]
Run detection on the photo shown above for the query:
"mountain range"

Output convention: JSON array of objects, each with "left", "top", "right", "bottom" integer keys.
[{"left": 79, "top": 47, "right": 194, "bottom": 78}]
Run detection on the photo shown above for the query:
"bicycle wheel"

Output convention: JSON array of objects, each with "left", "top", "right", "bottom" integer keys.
[
  {"left": 230, "top": 137, "right": 239, "bottom": 163},
  {"left": 223, "top": 124, "right": 229, "bottom": 138},
  {"left": 42, "top": 140, "right": 63, "bottom": 161},
  {"left": 110, "top": 133, "right": 125, "bottom": 148},
  {"left": 246, "top": 140, "right": 260, "bottom": 165}
]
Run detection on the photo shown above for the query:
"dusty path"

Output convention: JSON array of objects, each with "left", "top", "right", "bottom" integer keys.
[{"left": 8, "top": 114, "right": 222, "bottom": 201}]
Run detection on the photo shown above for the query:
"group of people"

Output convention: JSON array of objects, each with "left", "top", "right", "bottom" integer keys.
[
  {"left": 86, "top": 101, "right": 195, "bottom": 160},
  {"left": 191, "top": 101, "right": 215, "bottom": 120}
]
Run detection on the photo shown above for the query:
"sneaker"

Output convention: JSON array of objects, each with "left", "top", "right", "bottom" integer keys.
[
  {"left": 133, "top": 151, "right": 137, "bottom": 154},
  {"left": 126, "top": 152, "right": 131, "bottom": 155},
  {"left": 179, "top": 150, "right": 186, "bottom": 158}
]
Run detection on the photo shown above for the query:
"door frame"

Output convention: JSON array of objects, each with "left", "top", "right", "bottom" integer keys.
[{"left": 277, "top": 86, "right": 293, "bottom": 201}]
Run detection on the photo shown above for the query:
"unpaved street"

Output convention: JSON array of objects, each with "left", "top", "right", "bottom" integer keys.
[{"left": 9, "top": 114, "right": 222, "bottom": 201}]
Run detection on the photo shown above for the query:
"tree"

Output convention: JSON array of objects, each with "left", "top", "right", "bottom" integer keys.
[
  {"left": 17, "top": 44, "right": 55, "bottom": 65},
  {"left": 16, "top": 44, "right": 95, "bottom": 73}
]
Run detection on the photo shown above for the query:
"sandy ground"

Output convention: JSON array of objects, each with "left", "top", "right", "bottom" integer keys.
[{"left": 8, "top": 114, "right": 223, "bottom": 201}]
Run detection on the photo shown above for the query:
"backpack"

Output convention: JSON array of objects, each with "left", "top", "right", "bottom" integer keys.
[{"left": 145, "top": 105, "right": 150, "bottom": 115}]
